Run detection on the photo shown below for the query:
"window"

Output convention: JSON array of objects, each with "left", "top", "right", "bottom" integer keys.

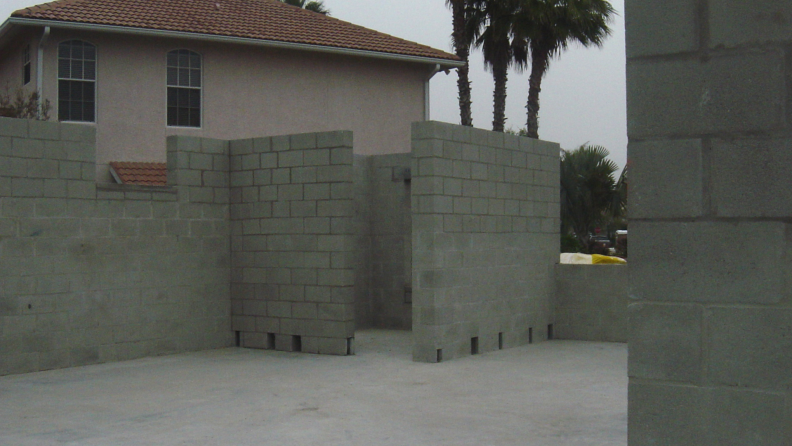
[
  {"left": 167, "top": 49, "right": 201, "bottom": 127},
  {"left": 22, "top": 45, "right": 31, "bottom": 85},
  {"left": 58, "top": 40, "right": 96, "bottom": 122}
]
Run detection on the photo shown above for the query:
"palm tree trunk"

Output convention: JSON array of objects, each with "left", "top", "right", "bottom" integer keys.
[
  {"left": 451, "top": 0, "right": 473, "bottom": 127},
  {"left": 526, "top": 50, "right": 548, "bottom": 139},
  {"left": 492, "top": 57, "right": 508, "bottom": 132}
]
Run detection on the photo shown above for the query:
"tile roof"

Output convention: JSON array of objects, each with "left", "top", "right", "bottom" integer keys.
[
  {"left": 109, "top": 162, "right": 167, "bottom": 186},
  {"left": 12, "top": 0, "right": 459, "bottom": 63}
]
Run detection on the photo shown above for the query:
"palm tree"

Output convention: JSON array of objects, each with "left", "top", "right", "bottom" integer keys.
[
  {"left": 469, "top": 0, "right": 526, "bottom": 133},
  {"left": 560, "top": 144, "right": 619, "bottom": 252},
  {"left": 446, "top": 0, "right": 474, "bottom": 127},
  {"left": 280, "top": 0, "right": 330, "bottom": 15},
  {"left": 513, "top": 0, "right": 615, "bottom": 138}
]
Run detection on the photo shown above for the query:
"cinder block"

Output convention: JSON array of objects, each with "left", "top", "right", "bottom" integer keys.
[
  {"left": 627, "top": 50, "right": 786, "bottom": 137},
  {"left": 703, "top": 387, "right": 789, "bottom": 445},
  {"left": 330, "top": 148, "right": 353, "bottom": 166},
  {"left": 317, "top": 131, "right": 352, "bottom": 149},
  {"left": 628, "top": 382, "right": 704, "bottom": 445},
  {"left": 710, "top": 0, "right": 792, "bottom": 48},
  {"left": 290, "top": 133, "right": 317, "bottom": 150},
  {"left": 630, "top": 221, "right": 786, "bottom": 304},
  {"left": 278, "top": 150, "right": 304, "bottom": 168},
  {"left": 253, "top": 137, "right": 271, "bottom": 153},
  {"left": 411, "top": 121, "right": 453, "bottom": 141},
  {"left": 711, "top": 137, "right": 792, "bottom": 217},
  {"left": 0, "top": 117, "right": 28, "bottom": 138},
  {"left": 624, "top": 0, "right": 698, "bottom": 57},
  {"left": 706, "top": 307, "right": 792, "bottom": 390},
  {"left": 303, "top": 149, "right": 330, "bottom": 166},
  {"left": 229, "top": 138, "right": 253, "bottom": 156},
  {"left": 317, "top": 337, "right": 349, "bottom": 355},
  {"left": 629, "top": 303, "right": 702, "bottom": 383},
  {"left": 629, "top": 139, "right": 703, "bottom": 218}
]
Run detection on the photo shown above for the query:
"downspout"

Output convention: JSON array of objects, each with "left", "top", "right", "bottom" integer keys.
[
  {"left": 37, "top": 26, "right": 51, "bottom": 117},
  {"left": 424, "top": 64, "right": 441, "bottom": 120}
]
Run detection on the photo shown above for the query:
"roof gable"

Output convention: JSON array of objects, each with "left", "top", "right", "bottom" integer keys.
[{"left": 11, "top": 0, "right": 459, "bottom": 63}]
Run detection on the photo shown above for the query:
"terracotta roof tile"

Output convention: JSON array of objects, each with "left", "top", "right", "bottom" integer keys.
[
  {"left": 13, "top": 0, "right": 459, "bottom": 62},
  {"left": 109, "top": 162, "right": 167, "bottom": 186}
]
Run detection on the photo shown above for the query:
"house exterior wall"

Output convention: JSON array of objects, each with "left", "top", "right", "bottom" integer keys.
[
  {"left": 0, "top": 118, "right": 233, "bottom": 376},
  {"left": 626, "top": 0, "right": 792, "bottom": 443},
  {"left": 0, "top": 28, "right": 430, "bottom": 182},
  {"left": 554, "top": 264, "right": 628, "bottom": 343},
  {"left": 410, "top": 121, "right": 559, "bottom": 363}
]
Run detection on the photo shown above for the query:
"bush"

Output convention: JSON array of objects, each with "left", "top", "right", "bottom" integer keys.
[
  {"left": 0, "top": 86, "right": 50, "bottom": 121},
  {"left": 560, "top": 233, "right": 583, "bottom": 253}
]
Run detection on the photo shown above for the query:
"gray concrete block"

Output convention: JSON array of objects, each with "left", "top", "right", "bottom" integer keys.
[
  {"left": 317, "top": 131, "right": 353, "bottom": 149},
  {"left": 229, "top": 138, "right": 253, "bottom": 156},
  {"left": 0, "top": 117, "right": 28, "bottom": 138},
  {"left": 711, "top": 137, "right": 792, "bottom": 217},
  {"left": 629, "top": 303, "right": 702, "bottom": 383},
  {"left": 710, "top": 0, "right": 792, "bottom": 48},
  {"left": 706, "top": 307, "right": 792, "bottom": 390},
  {"left": 629, "top": 221, "right": 786, "bottom": 304},
  {"left": 629, "top": 139, "right": 703, "bottom": 218},
  {"left": 624, "top": 0, "right": 698, "bottom": 57},
  {"left": 703, "top": 387, "right": 789, "bottom": 445},
  {"left": 628, "top": 382, "right": 703, "bottom": 445},
  {"left": 627, "top": 50, "right": 786, "bottom": 138}
]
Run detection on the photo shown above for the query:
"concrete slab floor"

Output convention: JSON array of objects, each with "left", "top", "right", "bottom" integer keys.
[{"left": 0, "top": 330, "right": 627, "bottom": 446}]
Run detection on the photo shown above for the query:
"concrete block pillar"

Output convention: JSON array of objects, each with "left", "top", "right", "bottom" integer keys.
[{"left": 626, "top": 1, "right": 792, "bottom": 444}]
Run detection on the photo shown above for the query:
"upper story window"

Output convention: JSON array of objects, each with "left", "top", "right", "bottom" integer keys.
[
  {"left": 58, "top": 40, "right": 96, "bottom": 122},
  {"left": 22, "top": 45, "right": 31, "bottom": 85},
  {"left": 167, "top": 49, "right": 201, "bottom": 128}
]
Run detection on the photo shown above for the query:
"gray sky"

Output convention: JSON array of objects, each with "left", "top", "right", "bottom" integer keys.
[{"left": 0, "top": 0, "right": 627, "bottom": 170}]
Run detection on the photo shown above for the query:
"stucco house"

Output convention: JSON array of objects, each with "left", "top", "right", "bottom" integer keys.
[{"left": 0, "top": 0, "right": 461, "bottom": 182}]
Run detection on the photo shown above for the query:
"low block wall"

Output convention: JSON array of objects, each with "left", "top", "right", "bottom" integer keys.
[
  {"left": 554, "top": 264, "right": 628, "bottom": 343},
  {"left": 0, "top": 119, "right": 233, "bottom": 376}
]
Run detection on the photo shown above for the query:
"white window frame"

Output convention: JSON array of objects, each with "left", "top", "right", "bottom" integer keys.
[
  {"left": 57, "top": 39, "right": 97, "bottom": 124},
  {"left": 166, "top": 49, "right": 202, "bottom": 129},
  {"left": 22, "top": 45, "right": 31, "bottom": 86}
]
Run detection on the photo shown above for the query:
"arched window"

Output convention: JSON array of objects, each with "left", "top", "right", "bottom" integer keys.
[
  {"left": 58, "top": 40, "right": 96, "bottom": 122},
  {"left": 167, "top": 49, "right": 201, "bottom": 127}
]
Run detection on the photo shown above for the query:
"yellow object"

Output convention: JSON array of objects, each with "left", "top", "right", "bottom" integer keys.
[{"left": 591, "top": 254, "right": 627, "bottom": 264}]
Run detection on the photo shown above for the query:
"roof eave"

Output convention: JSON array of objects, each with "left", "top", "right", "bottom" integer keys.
[{"left": 6, "top": 17, "right": 465, "bottom": 68}]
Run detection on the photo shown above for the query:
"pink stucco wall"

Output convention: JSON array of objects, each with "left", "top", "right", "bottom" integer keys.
[{"left": 1, "top": 27, "right": 431, "bottom": 182}]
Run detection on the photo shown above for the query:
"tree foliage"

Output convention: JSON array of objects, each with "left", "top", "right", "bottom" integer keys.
[
  {"left": 467, "top": 0, "right": 527, "bottom": 133},
  {"left": 280, "top": 0, "right": 330, "bottom": 15},
  {"left": 448, "top": 0, "right": 614, "bottom": 137},
  {"left": 513, "top": 0, "right": 615, "bottom": 138},
  {"left": 560, "top": 144, "right": 621, "bottom": 252},
  {"left": 446, "top": 0, "right": 474, "bottom": 127},
  {"left": 0, "top": 86, "right": 50, "bottom": 121}
]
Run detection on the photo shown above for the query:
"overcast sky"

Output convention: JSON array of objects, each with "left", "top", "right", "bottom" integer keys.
[{"left": 0, "top": 0, "right": 627, "bottom": 170}]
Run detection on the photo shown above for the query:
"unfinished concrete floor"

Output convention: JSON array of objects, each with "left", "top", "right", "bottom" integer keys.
[{"left": 0, "top": 330, "right": 627, "bottom": 446}]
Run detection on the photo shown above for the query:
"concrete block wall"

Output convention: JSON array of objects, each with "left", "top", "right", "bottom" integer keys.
[
  {"left": 626, "top": 1, "right": 792, "bottom": 443},
  {"left": 0, "top": 119, "right": 233, "bottom": 376},
  {"left": 228, "top": 131, "right": 356, "bottom": 356},
  {"left": 411, "top": 121, "right": 559, "bottom": 362},
  {"left": 367, "top": 154, "right": 412, "bottom": 330},
  {"left": 554, "top": 265, "right": 628, "bottom": 343},
  {"left": 352, "top": 155, "right": 373, "bottom": 329}
]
